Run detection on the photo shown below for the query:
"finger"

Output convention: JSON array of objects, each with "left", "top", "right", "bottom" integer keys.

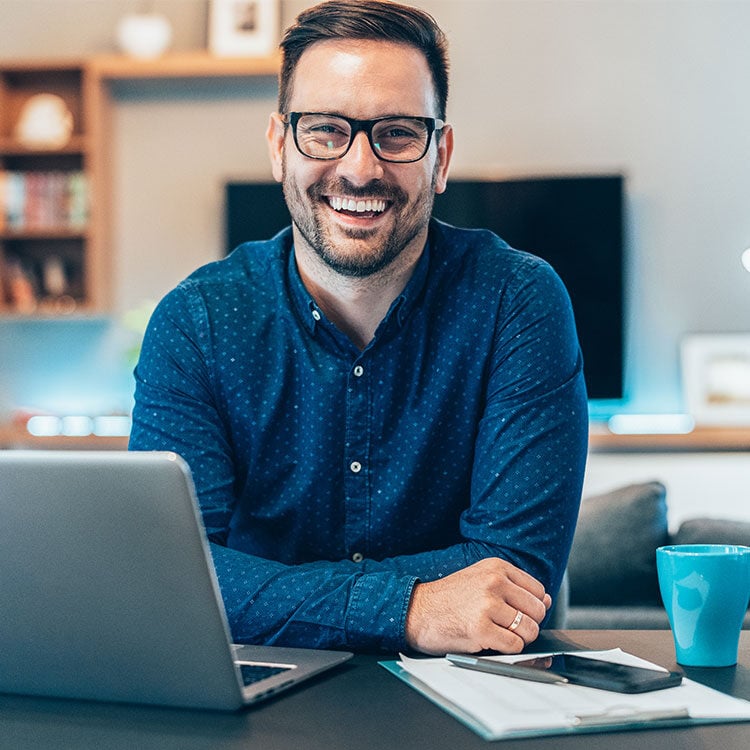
[
  {"left": 502, "top": 588, "right": 549, "bottom": 625},
  {"left": 473, "top": 618, "right": 527, "bottom": 654},
  {"left": 506, "top": 608, "right": 524, "bottom": 633},
  {"left": 512, "top": 610, "right": 540, "bottom": 645},
  {"left": 456, "top": 602, "right": 543, "bottom": 655},
  {"left": 498, "top": 606, "right": 540, "bottom": 646},
  {"left": 503, "top": 564, "right": 549, "bottom": 602},
  {"left": 490, "top": 561, "right": 551, "bottom": 621}
]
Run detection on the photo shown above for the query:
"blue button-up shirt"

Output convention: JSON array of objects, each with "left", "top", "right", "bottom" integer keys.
[{"left": 129, "top": 219, "right": 588, "bottom": 652}]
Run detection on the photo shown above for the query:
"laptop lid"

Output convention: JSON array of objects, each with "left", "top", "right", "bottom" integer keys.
[{"left": 0, "top": 450, "right": 351, "bottom": 710}]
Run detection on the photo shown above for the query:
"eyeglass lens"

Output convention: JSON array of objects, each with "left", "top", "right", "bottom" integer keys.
[{"left": 294, "top": 114, "right": 433, "bottom": 162}]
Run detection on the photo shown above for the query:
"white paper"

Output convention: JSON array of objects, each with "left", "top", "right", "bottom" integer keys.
[{"left": 396, "top": 649, "right": 750, "bottom": 740}]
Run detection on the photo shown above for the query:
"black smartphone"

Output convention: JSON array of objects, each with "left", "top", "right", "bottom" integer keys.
[{"left": 514, "top": 653, "right": 683, "bottom": 694}]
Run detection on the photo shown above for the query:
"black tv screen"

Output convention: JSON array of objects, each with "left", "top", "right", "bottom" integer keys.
[{"left": 225, "top": 175, "right": 624, "bottom": 400}]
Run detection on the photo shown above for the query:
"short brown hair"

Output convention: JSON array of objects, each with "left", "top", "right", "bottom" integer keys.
[{"left": 278, "top": 0, "right": 450, "bottom": 120}]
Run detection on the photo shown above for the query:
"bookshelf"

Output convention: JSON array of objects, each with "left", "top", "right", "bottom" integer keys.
[
  {"left": 0, "top": 60, "right": 93, "bottom": 314},
  {"left": 0, "top": 52, "right": 280, "bottom": 317}
]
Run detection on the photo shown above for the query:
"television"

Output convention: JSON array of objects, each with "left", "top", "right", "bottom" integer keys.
[{"left": 225, "top": 175, "right": 624, "bottom": 400}]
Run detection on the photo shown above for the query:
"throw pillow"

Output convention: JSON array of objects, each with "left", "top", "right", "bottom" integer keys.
[
  {"left": 673, "top": 518, "right": 750, "bottom": 547},
  {"left": 567, "top": 481, "right": 668, "bottom": 606}
]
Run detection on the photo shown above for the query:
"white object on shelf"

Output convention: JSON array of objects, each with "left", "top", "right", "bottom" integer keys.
[
  {"left": 116, "top": 12, "right": 173, "bottom": 59},
  {"left": 14, "top": 93, "right": 73, "bottom": 149}
]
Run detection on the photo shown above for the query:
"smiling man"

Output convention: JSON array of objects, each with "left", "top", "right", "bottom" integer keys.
[
  {"left": 267, "top": 35, "right": 451, "bottom": 349},
  {"left": 129, "top": 0, "right": 588, "bottom": 656}
]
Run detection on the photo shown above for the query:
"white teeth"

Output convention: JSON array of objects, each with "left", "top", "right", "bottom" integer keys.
[{"left": 329, "top": 196, "right": 386, "bottom": 213}]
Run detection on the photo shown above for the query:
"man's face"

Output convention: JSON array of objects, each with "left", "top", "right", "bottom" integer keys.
[{"left": 267, "top": 39, "right": 453, "bottom": 278}]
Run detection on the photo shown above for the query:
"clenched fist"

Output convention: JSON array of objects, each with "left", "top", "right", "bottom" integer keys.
[{"left": 404, "top": 557, "right": 552, "bottom": 655}]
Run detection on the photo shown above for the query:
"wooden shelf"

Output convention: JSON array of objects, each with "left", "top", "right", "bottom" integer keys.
[
  {"left": 0, "top": 58, "right": 86, "bottom": 72},
  {"left": 1, "top": 228, "right": 87, "bottom": 240},
  {"left": 0, "top": 135, "right": 89, "bottom": 156},
  {"left": 589, "top": 424, "right": 750, "bottom": 452},
  {"left": 0, "top": 60, "right": 90, "bottom": 313},
  {"left": 1, "top": 51, "right": 280, "bottom": 318},
  {"left": 90, "top": 51, "right": 280, "bottom": 80}
]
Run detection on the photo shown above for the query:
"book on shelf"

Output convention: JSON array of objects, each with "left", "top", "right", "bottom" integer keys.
[{"left": 0, "top": 169, "right": 89, "bottom": 233}]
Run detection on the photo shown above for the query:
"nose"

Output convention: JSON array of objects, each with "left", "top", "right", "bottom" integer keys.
[{"left": 335, "top": 130, "right": 385, "bottom": 185}]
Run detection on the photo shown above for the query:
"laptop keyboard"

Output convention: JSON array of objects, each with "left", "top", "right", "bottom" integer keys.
[{"left": 238, "top": 663, "right": 292, "bottom": 687}]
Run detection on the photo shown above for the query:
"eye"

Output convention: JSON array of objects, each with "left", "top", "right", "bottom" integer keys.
[
  {"left": 308, "top": 122, "right": 346, "bottom": 136},
  {"left": 299, "top": 116, "right": 349, "bottom": 138},
  {"left": 384, "top": 125, "right": 420, "bottom": 138},
  {"left": 374, "top": 119, "right": 426, "bottom": 142}
]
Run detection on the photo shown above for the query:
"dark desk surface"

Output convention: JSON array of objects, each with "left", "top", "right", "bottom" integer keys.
[{"left": 2, "top": 630, "right": 749, "bottom": 749}]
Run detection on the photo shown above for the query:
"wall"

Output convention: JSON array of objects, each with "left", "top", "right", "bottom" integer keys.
[
  {"left": 585, "top": 451, "right": 750, "bottom": 529},
  {"left": 1, "top": 0, "right": 750, "bottom": 419}
]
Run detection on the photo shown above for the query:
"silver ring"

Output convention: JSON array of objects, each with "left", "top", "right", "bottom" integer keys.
[{"left": 508, "top": 610, "right": 523, "bottom": 632}]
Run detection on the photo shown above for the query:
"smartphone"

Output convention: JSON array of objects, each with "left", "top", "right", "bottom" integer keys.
[{"left": 514, "top": 653, "right": 683, "bottom": 694}]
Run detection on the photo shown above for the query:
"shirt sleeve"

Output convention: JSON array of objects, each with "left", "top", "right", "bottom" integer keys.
[
  {"left": 467, "top": 258, "right": 589, "bottom": 597},
  {"left": 356, "top": 259, "right": 588, "bottom": 608},
  {"left": 129, "top": 283, "right": 418, "bottom": 652}
]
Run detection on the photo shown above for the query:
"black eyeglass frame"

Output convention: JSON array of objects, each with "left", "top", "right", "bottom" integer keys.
[{"left": 281, "top": 112, "right": 446, "bottom": 163}]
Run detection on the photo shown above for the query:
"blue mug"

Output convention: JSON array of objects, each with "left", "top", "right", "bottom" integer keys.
[{"left": 656, "top": 544, "right": 750, "bottom": 667}]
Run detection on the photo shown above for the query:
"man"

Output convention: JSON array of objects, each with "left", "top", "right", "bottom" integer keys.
[{"left": 129, "top": 0, "right": 588, "bottom": 656}]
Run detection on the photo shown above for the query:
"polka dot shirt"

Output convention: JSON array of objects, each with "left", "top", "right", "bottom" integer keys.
[{"left": 129, "top": 219, "right": 588, "bottom": 652}]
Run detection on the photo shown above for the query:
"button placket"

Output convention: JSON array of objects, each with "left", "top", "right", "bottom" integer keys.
[{"left": 344, "top": 356, "right": 370, "bottom": 562}]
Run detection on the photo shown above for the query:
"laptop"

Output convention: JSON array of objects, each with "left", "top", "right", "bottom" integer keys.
[{"left": 0, "top": 450, "right": 352, "bottom": 710}]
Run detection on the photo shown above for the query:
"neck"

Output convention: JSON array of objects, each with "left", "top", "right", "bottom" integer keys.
[{"left": 293, "top": 230, "right": 425, "bottom": 350}]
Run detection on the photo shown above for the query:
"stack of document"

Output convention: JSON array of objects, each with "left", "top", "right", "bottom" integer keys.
[{"left": 380, "top": 649, "right": 750, "bottom": 741}]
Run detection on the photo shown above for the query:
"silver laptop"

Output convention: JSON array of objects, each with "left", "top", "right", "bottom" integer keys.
[{"left": 0, "top": 450, "right": 352, "bottom": 710}]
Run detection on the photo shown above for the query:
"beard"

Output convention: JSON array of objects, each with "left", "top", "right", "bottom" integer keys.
[{"left": 281, "top": 163, "right": 437, "bottom": 279}]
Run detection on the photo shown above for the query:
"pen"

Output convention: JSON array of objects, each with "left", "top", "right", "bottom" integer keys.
[{"left": 445, "top": 654, "right": 569, "bottom": 685}]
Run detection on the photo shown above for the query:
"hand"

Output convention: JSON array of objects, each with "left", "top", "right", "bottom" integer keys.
[{"left": 404, "top": 557, "right": 552, "bottom": 655}]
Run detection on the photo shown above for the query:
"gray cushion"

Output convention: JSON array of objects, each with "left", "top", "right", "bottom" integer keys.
[
  {"left": 673, "top": 517, "right": 750, "bottom": 547},
  {"left": 567, "top": 482, "right": 668, "bottom": 606}
]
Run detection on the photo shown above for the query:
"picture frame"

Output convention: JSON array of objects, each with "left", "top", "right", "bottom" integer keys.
[
  {"left": 681, "top": 333, "right": 750, "bottom": 426},
  {"left": 208, "top": 0, "right": 279, "bottom": 58}
]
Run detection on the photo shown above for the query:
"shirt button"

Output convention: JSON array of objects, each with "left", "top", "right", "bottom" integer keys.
[
  {"left": 352, "top": 552, "right": 364, "bottom": 563},
  {"left": 350, "top": 461, "right": 362, "bottom": 473},
  {"left": 353, "top": 365, "right": 364, "bottom": 377},
  {"left": 311, "top": 309, "right": 321, "bottom": 321}
]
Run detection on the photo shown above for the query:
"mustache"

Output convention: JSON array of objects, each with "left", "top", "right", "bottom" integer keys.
[{"left": 307, "top": 178, "right": 407, "bottom": 205}]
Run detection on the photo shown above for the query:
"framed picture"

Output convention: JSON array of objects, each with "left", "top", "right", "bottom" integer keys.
[
  {"left": 681, "top": 333, "right": 750, "bottom": 425},
  {"left": 209, "top": 0, "right": 280, "bottom": 58}
]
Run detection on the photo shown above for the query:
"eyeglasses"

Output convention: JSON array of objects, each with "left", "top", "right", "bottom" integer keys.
[{"left": 281, "top": 112, "right": 446, "bottom": 163}]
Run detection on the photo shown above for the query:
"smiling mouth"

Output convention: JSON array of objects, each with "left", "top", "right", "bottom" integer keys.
[{"left": 327, "top": 196, "right": 388, "bottom": 215}]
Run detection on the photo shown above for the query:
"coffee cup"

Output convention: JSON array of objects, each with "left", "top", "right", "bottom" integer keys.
[{"left": 656, "top": 544, "right": 750, "bottom": 667}]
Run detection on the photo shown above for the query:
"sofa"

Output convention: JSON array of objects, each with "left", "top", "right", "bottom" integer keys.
[{"left": 554, "top": 480, "right": 750, "bottom": 629}]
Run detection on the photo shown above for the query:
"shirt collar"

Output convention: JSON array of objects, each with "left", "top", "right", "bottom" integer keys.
[
  {"left": 285, "top": 233, "right": 433, "bottom": 338},
  {"left": 286, "top": 242, "right": 322, "bottom": 335},
  {"left": 392, "top": 233, "right": 431, "bottom": 327}
]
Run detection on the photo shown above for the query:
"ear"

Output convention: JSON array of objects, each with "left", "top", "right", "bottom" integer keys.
[
  {"left": 266, "top": 112, "right": 286, "bottom": 183},
  {"left": 433, "top": 123, "right": 454, "bottom": 195}
]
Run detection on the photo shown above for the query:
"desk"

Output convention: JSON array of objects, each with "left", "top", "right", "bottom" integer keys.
[{"left": 2, "top": 631, "right": 749, "bottom": 749}]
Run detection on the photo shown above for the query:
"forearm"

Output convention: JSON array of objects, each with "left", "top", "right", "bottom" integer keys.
[
  {"left": 210, "top": 542, "right": 418, "bottom": 652},
  {"left": 358, "top": 539, "right": 529, "bottom": 585}
]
